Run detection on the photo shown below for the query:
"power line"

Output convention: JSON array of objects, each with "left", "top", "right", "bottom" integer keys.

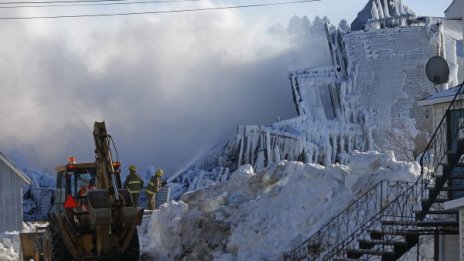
[
  {"left": 0, "top": 0, "right": 149, "bottom": 4},
  {"left": 0, "top": 0, "right": 321, "bottom": 20},
  {"left": 0, "top": 0, "right": 199, "bottom": 9}
]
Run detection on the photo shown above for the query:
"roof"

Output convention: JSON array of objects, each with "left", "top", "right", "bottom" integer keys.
[
  {"left": 55, "top": 162, "right": 95, "bottom": 172},
  {"left": 445, "top": 0, "right": 462, "bottom": 20},
  {"left": 444, "top": 195, "right": 464, "bottom": 209},
  {"left": 0, "top": 152, "right": 32, "bottom": 185},
  {"left": 418, "top": 85, "right": 464, "bottom": 106}
]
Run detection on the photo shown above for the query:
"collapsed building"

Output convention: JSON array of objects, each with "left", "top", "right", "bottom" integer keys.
[{"left": 169, "top": 0, "right": 463, "bottom": 198}]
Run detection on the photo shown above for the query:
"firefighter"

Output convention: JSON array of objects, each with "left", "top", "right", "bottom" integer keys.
[
  {"left": 123, "top": 165, "right": 144, "bottom": 206},
  {"left": 146, "top": 169, "right": 164, "bottom": 210}
]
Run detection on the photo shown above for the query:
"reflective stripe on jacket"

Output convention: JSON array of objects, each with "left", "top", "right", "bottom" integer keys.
[
  {"left": 124, "top": 173, "right": 144, "bottom": 193},
  {"left": 146, "top": 175, "right": 161, "bottom": 195}
]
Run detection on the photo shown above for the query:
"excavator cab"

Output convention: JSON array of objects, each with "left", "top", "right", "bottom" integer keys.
[
  {"left": 54, "top": 159, "right": 109, "bottom": 229},
  {"left": 20, "top": 122, "right": 142, "bottom": 261},
  {"left": 54, "top": 160, "right": 98, "bottom": 215}
]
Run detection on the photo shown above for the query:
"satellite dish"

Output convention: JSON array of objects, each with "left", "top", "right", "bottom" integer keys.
[{"left": 426, "top": 56, "right": 450, "bottom": 85}]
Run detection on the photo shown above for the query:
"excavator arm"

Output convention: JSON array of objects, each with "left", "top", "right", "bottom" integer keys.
[{"left": 93, "top": 121, "right": 121, "bottom": 201}]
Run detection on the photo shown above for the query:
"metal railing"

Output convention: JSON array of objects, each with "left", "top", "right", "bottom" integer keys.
[
  {"left": 418, "top": 83, "right": 464, "bottom": 218},
  {"left": 286, "top": 82, "right": 464, "bottom": 261},
  {"left": 285, "top": 180, "right": 415, "bottom": 260}
]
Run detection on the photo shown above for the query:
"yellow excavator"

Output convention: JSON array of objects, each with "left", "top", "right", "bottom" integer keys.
[{"left": 20, "top": 121, "right": 143, "bottom": 261}]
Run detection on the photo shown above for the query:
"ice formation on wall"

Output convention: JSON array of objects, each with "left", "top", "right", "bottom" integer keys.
[
  {"left": 351, "top": 0, "right": 415, "bottom": 31},
  {"left": 167, "top": 0, "right": 460, "bottom": 199}
]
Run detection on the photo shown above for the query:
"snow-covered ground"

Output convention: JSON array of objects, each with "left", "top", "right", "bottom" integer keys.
[
  {"left": 0, "top": 223, "right": 44, "bottom": 261},
  {"left": 1, "top": 151, "right": 434, "bottom": 261},
  {"left": 0, "top": 231, "right": 20, "bottom": 261}
]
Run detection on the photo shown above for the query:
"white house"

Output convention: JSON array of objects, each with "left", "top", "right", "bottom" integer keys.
[
  {"left": 441, "top": 9, "right": 464, "bottom": 260},
  {"left": 418, "top": 0, "right": 464, "bottom": 251},
  {"left": 445, "top": 0, "right": 463, "bottom": 21},
  {"left": 0, "top": 152, "right": 31, "bottom": 232}
]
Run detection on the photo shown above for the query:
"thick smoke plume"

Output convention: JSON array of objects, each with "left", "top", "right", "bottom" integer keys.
[{"left": 0, "top": 3, "right": 331, "bottom": 176}]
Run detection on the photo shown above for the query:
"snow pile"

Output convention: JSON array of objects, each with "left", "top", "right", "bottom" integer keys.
[
  {"left": 0, "top": 223, "right": 40, "bottom": 261},
  {"left": 139, "top": 151, "right": 420, "bottom": 260},
  {"left": 0, "top": 232, "right": 19, "bottom": 261}
]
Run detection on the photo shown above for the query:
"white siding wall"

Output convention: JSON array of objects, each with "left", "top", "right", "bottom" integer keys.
[
  {"left": 461, "top": 209, "right": 464, "bottom": 261},
  {"left": 432, "top": 103, "right": 464, "bottom": 260},
  {"left": 441, "top": 235, "right": 460, "bottom": 261},
  {"left": 0, "top": 160, "right": 24, "bottom": 232},
  {"left": 433, "top": 103, "right": 449, "bottom": 131}
]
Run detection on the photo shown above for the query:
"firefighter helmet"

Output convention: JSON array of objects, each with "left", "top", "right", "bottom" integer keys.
[{"left": 156, "top": 169, "right": 164, "bottom": 176}]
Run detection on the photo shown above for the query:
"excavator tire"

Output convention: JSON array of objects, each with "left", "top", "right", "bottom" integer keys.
[
  {"left": 120, "top": 231, "right": 140, "bottom": 261},
  {"left": 49, "top": 228, "right": 73, "bottom": 261}
]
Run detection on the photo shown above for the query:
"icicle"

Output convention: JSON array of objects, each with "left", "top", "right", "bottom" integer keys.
[
  {"left": 331, "top": 134, "right": 338, "bottom": 162},
  {"left": 250, "top": 129, "right": 258, "bottom": 165},
  {"left": 274, "top": 146, "right": 281, "bottom": 162},
  {"left": 445, "top": 40, "right": 459, "bottom": 87},
  {"left": 265, "top": 130, "right": 272, "bottom": 167},
  {"left": 237, "top": 138, "right": 244, "bottom": 169},
  {"left": 426, "top": 18, "right": 442, "bottom": 50},
  {"left": 382, "top": 0, "right": 390, "bottom": 18},
  {"left": 369, "top": 3, "right": 381, "bottom": 30},
  {"left": 367, "top": 126, "right": 374, "bottom": 151},
  {"left": 371, "top": 3, "right": 380, "bottom": 20},
  {"left": 393, "top": 0, "right": 400, "bottom": 17},
  {"left": 339, "top": 131, "right": 345, "bottom": 155},
  {"left": 398, "top": 0, "right": 405, "bottom": 15},
  {"left": 322, "top": 142, "right": 332, "bottom": 166},
  {"left": 313, "top": 143, "right": 320, "bottom": 164},
  {"left": 347, "top": 134, "right": 353, "bottom": 153},
  {"left": 303, "top": 143, "right": 310, "bottom": 163},
  {"left": 375, "top": 0, "right": 385, "bottom": 19},
  {"left": 254, "top": 150, "right": 265, "bottom": 170}
]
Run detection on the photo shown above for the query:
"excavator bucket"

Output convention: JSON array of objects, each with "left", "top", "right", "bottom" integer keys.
[
  {"left": 19, "top": 232, "right": 44, "bottom": 261},
  {"left": 87, "top": 189, "right": 112, "bottom": 225}
]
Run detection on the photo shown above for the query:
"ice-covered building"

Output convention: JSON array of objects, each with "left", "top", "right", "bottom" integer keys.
[
  {"left": 444, "top": 0, "right": 464, "bottom": 84},
  {"left": 168, "top": 0, "right": 461, "bottom": 198},
  {"left": 291, "top": 0, "right": 460, "bottom": 163},
  {"left": 0, "top": 152, "right": 31, "bottom": 232}
]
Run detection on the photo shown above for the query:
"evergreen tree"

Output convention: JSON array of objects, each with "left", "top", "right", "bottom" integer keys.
[{"left": 338, "top": 19, "right": 350, "bottom": 32}]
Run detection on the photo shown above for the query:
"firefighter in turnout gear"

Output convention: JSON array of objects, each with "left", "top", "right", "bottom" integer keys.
[
  {"left": 146, "top": 169, "right": 164, "bottom": 210},
  {"left": 123, "top": 165, "right": 144, "bottom": 206}
]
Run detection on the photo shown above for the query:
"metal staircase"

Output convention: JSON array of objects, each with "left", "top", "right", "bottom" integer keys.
[{"left": 285, "top": 83, "right": 464, "bottom": 261}]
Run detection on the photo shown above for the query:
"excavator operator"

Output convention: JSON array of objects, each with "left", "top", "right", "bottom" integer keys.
[{"left": 79, "top": 177, "right": 96, "bottom": 211}]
